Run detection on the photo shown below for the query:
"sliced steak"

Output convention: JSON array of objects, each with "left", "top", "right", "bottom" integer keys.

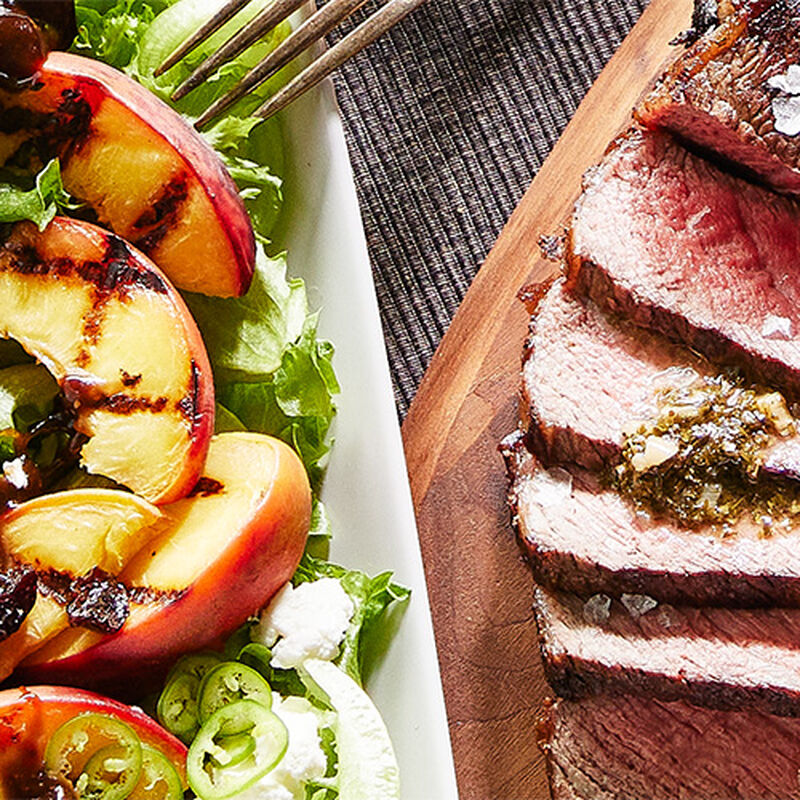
[
  {"left": 524, "top": 278, "right": 800, "bottom": 479},
  {"left": 638, "top": 0, "right": 800, "bottom": 195},
  {"left": 566, "top": 127, "right": 800, "bottom": 401},
  {"left": 503, "top": 434, "right": 800, "bottom": 606},
  {"left": 544, "top": 693, "right": 800, "bottom": 800},
  {"left": 534, "top": 584, "right": 800, "bottom": 716}
]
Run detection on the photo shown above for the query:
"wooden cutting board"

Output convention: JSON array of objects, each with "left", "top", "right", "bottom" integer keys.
[{"left": 401, "top": 1, "right": 694, "bottom": 797}]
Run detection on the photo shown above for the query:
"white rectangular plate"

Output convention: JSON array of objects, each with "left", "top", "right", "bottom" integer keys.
[{"left": 278, "top": 83, "right": 459, "bottom": 799}]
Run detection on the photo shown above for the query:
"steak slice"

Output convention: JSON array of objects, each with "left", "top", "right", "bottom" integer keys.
[
  {"left": 638, "top": 0, "right": 800, "bottom": 196},
  {"left": 566, "top": 127, "right": 800, "bottom": 401},
  {"left": 534, "top": 584, "right": 800, "bottom": 717},
  {"left": 544, "top": 693, "right": 800, "bottom": 800},
  {"left": 524, "top": 278, "right": 800, "bottom": 479},
  {"left": 503, "top": 434, "right": 800, "bottom": 606}
]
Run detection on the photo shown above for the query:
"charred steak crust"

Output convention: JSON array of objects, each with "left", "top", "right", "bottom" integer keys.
[
  {"left": 638, "top": 0, "right": 800, "bottom": 196},
  {"left": 566, "top": 127, "right": 800, "bottom": 403}
]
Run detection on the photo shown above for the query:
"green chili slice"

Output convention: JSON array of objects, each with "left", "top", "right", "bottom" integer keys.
[
  {"left": 236, "top": 642, "right": 273, "bottom": 679},
  {"left": 157, "top": 673, "right": 202, "bottom": 744},
  {"left": 127, "top": 745, "right": 183, "bottom": 800},
  {"left": 44, "top": 713, "right": 142, "bottom": 800},
  {"left": 198, "top": 662, "right": 272, "bottom": 735},
  {"left": 157, "top": 651, "right": 223, "bottom": 743},
  {"left": 165, "top": 651, "right": 224, "bottom": 684},
  {"left": 209, "top": 732, "right": 256, "bottom": 769},
  {"left": 81, "top": 744, "right": 142, "bottom": 800},
  {"left": 187, "top": 700, "right": 288, "bottom": 799}
]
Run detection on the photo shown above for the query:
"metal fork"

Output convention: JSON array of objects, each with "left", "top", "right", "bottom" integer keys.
[{"left": 156, "top": 0, "right": 429, "bottom": 129}]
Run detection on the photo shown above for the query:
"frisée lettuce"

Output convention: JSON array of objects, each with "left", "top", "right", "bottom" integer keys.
[{"left": 0, "top": 159, "right": 81, "bottom": 231}]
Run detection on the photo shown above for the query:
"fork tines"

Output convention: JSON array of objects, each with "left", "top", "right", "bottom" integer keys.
[{"left": 157, "top": 0, "right": 429, "bottom": 128}]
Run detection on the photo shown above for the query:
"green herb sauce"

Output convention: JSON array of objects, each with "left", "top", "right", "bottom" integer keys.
[{"left": 612, "top": 372, "right": 800, "bottom": 533}]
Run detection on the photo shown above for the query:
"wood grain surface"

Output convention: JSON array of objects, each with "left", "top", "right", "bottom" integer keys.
[{"left": 401, "top": 1, "right": 694, "bottom": 797}]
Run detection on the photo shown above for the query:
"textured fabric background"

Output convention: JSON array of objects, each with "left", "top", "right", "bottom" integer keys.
[{"left": 329, "top": 0, "right": 649, "bottom": 416}]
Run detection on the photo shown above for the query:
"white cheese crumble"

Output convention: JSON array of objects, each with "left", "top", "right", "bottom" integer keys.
[
  {"left": 233, "top": 696, "right": 329, "bottom": 800},
  {"left": 768, "top": 65, "right": 800, "bottom": 96},
  {"left": 255, "top": 579, "right": 355, "bottom": 669},
  {"left": 3, "top": 457, "right": 27, "bottom": 489}
]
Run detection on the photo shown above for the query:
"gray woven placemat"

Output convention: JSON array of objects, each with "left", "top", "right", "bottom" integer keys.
[{"left": 329, "top": 0, "right": 649, "bottom": 417}]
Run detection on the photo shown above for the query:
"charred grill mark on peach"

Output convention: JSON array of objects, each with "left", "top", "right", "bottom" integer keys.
[
  {"left": 120, "top": 370, "right": 142, "bottom": 388},
  {"left": 131, "top": 174, "right": 190, "bottom": 255},
  {"left": 0, "top": 566, "right": 37, "bottom": 643},
  {"left": 35, "top": 568, "right": 73, "bottom": 604},
  {"left": 188, "top": 477, "right": 225, "bottom": 498},
  {"left": 33, "top": 568, "right": 184, "bottom": 610},
  {"left": 66, "top": 568, "right": 129, "bottom": 634},
  {"left": 6, "top": 242, "right": 40, "bottom": 274},
  {"left": 99, "top": 236, "right": 167, "bottom": 295},
  {"left": 101, "top": 394, "right": 169, "bottom": 415},
  {"left": 1, "top": 233, "right": 167, "bottom": 296},
  {"left": 54, "top": 88, "right": 93, "bottom": 148},
  {"left": 80, "top": 304, "right": 104, "bottom": 352},
  {"left": 132, "top": 174, "right": 189, "bottom": 231},
  {"left": 177, "top": 360, "right": 202, "bottom": 427},
  {"left": 62, "top": 381, "right": 173, "bottom": 417},
  {"left": 126, "top": 584, "right": 187, "bottom": 606}
]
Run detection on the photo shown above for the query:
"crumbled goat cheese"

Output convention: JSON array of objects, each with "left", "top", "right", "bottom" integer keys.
[
  {"left": 234, "top": 696, "right": 329, "bottom": 800},
  {"left": 768, "top": 67, "right": 800, "bottom": 136},
  {"left": 3, "top": 457, "right": 27, "bottom": 490},
  {"left": 256, "top": 579, "right": 355, "bottom": 669}
]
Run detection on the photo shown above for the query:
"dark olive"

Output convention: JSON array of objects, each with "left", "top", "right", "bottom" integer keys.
[
  {"left": 12, "top": 0, "right": 76, "bottom": 49},
  {"left": 0, "top": 1, "right": 76, "bottom": 90},
  {"left": 0, "top": 5, "right": 47, "bottom": 89}
]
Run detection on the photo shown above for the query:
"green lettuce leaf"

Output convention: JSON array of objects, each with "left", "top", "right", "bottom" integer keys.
[
  {"left": 0, "top": 159, "right": 80, "bottom": 230},
  {"left": 0, "top": 364, "right": 59, "bottom": 431},
  {"left": 186, "top": 251, "right": 338, "bottom": 486},
  {"left": 72, "top": 0, "right": 167, "bottom": 68},
  {"left": 293, "top": 555, "right": 411, "bottom": 686}
]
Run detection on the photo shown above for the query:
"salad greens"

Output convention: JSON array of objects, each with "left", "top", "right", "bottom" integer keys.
[
  {"left": 185, "top": 255, "right": 339, "bottom": 491},
  {"left": 293, "top": 556, "right": 411, "bottom": 686},
  {"left": 0, "top": 159, "right": 80, "bottom": 231},
  {"left": 303, "top": 659, "right": 401, "bottom": 800}
]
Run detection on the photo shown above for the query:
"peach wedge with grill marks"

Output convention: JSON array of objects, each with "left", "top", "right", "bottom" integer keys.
[
  {"left": 0, "top": 488, "right": 164, "bottom": 683},
  {"left": 0, "top": 217, "right": 214, "bottom": 504},
  {"left": 0, "top": 51, "right": 255, "bottom": 297},
  {"left": 20, "top": 432, "right": 312, "bottom": 693}
]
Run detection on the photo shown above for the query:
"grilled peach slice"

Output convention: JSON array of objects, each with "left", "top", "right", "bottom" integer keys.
[
  {"left": 0, "top": 488, "right": 163, "bottom": 682},
  {"left": 20, "top": 433, "right": 311, "bottom": 692},
  {"left": 0, "top": 686, "right": 186, "bottom": 795},
  {"left": 0, "top": 51, "right": 254, "bottom": 297},
  {"left": 0, "top": 218, "right": 214, "bottom": 503}
]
